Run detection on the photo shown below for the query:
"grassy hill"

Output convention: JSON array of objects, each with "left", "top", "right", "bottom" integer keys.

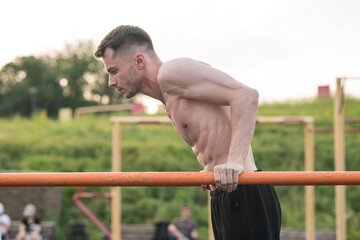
[{"left": 0, "top": 97, "right": 359, "bottom": 239}]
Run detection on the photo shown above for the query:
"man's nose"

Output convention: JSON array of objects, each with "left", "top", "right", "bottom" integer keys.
[{"left": 108, "top": 75, "right": 116, "bottom": 88}]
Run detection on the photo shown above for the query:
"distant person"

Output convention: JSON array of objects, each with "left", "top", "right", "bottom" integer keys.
[
  {"left": 0, "top": 202, "right": 11, "bottom": 240},
  {"left": 168, "top": 206, "right": 198, "bottom": 240},
  {"left": 16, "top": 204, "right": 42, "bottom": 240}
]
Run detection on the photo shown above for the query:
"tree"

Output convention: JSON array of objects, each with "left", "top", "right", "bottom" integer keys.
[
  {"left": 0, "top": 56, "right": 62, "bottom": 117},
  {"left": 0, "top": 40, "right": 124, "bottom": 118}
]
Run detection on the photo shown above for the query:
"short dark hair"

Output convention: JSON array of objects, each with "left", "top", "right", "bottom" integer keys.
[{"left": 95, "top": 25, "right": 154, "bottom": 58}]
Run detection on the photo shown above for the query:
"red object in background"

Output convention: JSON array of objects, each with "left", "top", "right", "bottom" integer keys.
[
  {"left": 73, "top": 187, "right": 112, "bottom": 239},
  {"left": 132, "top": 103, "right": 144, "bottom": 115},
  {"left": 318, "top": 85, "right": 330, "bottom": 98}
]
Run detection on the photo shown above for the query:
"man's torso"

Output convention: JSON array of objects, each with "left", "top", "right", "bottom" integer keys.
[
  {"left": 162, "top": 89, "right": 255, "bottom": 172},
  {"left": 173, "top": 219, "right": 196, "bottom": 236}
]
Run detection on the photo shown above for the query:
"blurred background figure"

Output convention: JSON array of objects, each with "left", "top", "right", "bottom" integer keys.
[
  {"left": 16, "top": 204, "right": 42, "bottom": 240},
  {"left": 168, "top": 205, "right": 198, "bottom": 240},
  {"left": 0, "top": 202, "right": 11, "bottom": 240}
]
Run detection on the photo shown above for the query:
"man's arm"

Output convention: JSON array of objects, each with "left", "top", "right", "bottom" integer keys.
[
  {"left": 0, "top": 217, "right": 11, "bottom": 231},
  {"left": 17, "top": 223, "right": 26, "bottom": 238},
  {"left": 158, "top": 58, "right": 259, "bottom": 192},
  {"left": 168, "top": 224, "right": 188, "bottom": 240},
  {"left": 190, "top": 228, "right": 198, "bottom": 239},
  {"left": 33, "top": 224, "right": 42, "bottom": 235}
]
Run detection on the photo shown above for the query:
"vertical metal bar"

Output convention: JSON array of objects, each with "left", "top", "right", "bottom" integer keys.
[
  {"left": 111, "top": 122, "right": 121, "bottom": 239},
  {"left": 305, "top": 121, "right": 315, "bottom": 240},
  {"left": 334, "top": 78, "right": 346, "bottom": 240}
]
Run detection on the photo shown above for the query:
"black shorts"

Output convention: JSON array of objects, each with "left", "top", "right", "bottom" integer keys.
[{"left": 210, "top": 183, "right": 281, "bottom": 240}]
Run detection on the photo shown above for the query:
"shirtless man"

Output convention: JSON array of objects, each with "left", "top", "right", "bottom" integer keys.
[{"left": 95, "top": 25, "right": 281, "bottom": 240}]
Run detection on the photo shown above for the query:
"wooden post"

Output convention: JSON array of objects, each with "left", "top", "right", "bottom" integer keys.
[
  {"left": 305, "top": 121, "right": 315, "bottom": 240},
  {"left": 109, "top": 116, "right": 318, "bottom": 240},
  {"left": 208, "top": 193, "right": 215, "bottom": 240},
  {"left": 111, "top": 122, "right": 121, "bottom": 239},
  {"left": 334, "top": 78, "right": 346, "bottom": 240}
]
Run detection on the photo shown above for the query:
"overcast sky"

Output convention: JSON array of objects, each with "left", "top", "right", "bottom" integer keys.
[{"left": 1, "top": 0, "right": 360, "bottom": 103}]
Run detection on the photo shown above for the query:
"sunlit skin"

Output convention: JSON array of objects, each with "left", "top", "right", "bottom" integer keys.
[{"left": 103, "top": 47, "right": 259, "bottom": 192}]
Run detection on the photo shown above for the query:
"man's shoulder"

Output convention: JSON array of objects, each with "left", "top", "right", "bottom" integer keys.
[
  {"left": 158, "top": 58, "right": 195, "bottom": 79},
  {"left": 157, "top": 58, "right": 210, "bottom": 91},
  {"left": 160, "top": 58, "right": 208, "bottom": 72},
  {"left": 163, "top": 57, "right": 197, "bottom": 65}
]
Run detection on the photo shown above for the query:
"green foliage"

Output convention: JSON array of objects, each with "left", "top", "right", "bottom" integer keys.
[
  {"left": 0, "top": 41, "right": 125, "bottom": 118},
  {"left": 1, "top": 97, "right": 360, "bottom": 239}
]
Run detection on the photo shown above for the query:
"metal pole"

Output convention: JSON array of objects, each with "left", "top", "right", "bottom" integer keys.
[
  {"left": 305, "top": 121, "right": 315, "bottom": 240},
  {"left": 1, "top": 171, "right": 360, "bottom": 186},
  {"left": 111, "top": 122, "right": 121, "bottom": 240},
  {"left": 334, "top": 78, "right": 346, "bottom": 240}
]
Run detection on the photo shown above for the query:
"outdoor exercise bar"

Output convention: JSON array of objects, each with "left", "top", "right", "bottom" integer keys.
[{"left": 1, "top": 171, "right": 360, "bottom": 187}]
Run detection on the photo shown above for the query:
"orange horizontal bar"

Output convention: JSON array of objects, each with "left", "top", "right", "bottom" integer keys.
[{"left": 0, "top": 171, "right": 360, "bottom": 187}]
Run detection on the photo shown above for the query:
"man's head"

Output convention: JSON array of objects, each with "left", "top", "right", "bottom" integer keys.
[
  {"left": 95, "top": 25, "right": 155, "bottom": 98},
  {"left": 23, "top": 204, "right": 36, "bottom": 217},
  {"left": 180, "top": 205, "right": 192, "bottom": 220},
  {"left": 95, "top": 25, "right": 154, "bottom": 59}
]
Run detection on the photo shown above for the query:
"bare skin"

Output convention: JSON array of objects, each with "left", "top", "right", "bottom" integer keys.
[{"left": 103, "top": 46, "right": 258, "bottom": 192}]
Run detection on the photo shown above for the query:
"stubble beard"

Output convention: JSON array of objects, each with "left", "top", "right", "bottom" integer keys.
[{"left": 124, "top": 66, "right": 141, "bottom": 99}]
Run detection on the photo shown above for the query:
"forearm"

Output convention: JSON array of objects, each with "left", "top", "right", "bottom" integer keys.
[
  {"left": 228, "top": 88, "right": 258, "bottom": 164},
  {"left": 168, "top": 224, "right": 184, "bottom": 238},
  {"left": 33, "top": 225, "right": 41, "bottom": 235},
  {"left": 190, "top": 229, "right": 198, "bottom": 239}
]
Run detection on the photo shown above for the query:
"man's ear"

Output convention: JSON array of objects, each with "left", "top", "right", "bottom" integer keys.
[{"left": 134, "top": 53, "right": 145, "bottom": 69}]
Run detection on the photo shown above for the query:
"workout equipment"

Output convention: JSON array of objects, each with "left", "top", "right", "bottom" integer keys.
[{"left": 0, "top": 171, "right": 359, "bottom": 187}]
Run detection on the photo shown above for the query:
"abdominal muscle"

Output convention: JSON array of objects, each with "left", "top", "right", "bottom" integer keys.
[{"left": 164, "top": 96, "right": 257, "bottom": 172}]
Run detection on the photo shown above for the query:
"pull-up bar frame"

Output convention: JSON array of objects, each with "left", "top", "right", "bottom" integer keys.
[
  {"left": 0, "top": 171, "right": 359, "bottom": 187},
  {"left": 334, "top": 77, "right": 360, "bottom": 240},
  {"left": 111, "top": 116, "right": 315, "bottom": 240}
]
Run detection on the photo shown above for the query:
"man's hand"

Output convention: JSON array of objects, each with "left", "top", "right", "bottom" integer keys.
[
  {"left": 31, "top": 232, "right": 39, "bottom": 240},
  {"left": 214, "top": 162, "right": 244, "bottom": 192},
  {"left": 179, "top": 236, "right": 190, "bottom": 240}
]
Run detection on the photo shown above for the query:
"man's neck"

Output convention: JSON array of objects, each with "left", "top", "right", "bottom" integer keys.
[{"left": 140, "top": 59, "right": 165, "bottom": 103}]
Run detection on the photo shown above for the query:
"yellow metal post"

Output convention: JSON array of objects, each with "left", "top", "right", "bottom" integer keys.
[
  {"left": 334, "top": 78, "right": 346, "bottom": 240},
  {"left": 305, "top": 121, "right": 315, "bottom": 240},
  {"left": 111, "top": 122, "right": 121, "bottom": 239}
]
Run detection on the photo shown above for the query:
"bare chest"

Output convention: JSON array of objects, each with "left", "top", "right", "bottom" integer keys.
[
  {"left": 164, "top": 97, "right": 199, "bottom": 146},
  {"left": 164, "top": 96, "right": 230, "bottom": 146}
]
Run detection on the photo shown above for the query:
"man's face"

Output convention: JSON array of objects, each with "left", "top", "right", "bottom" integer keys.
[
  {"left": 103, "top": 48, "right": 141, "bottom": 98},
  {"left": 181, "top": 207, "right": 191, "bottom": 220}
]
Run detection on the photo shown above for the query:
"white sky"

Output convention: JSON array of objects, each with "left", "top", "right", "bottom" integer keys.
[{"left": 1, "top": 0, "right": 360, "bottom": 103}]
